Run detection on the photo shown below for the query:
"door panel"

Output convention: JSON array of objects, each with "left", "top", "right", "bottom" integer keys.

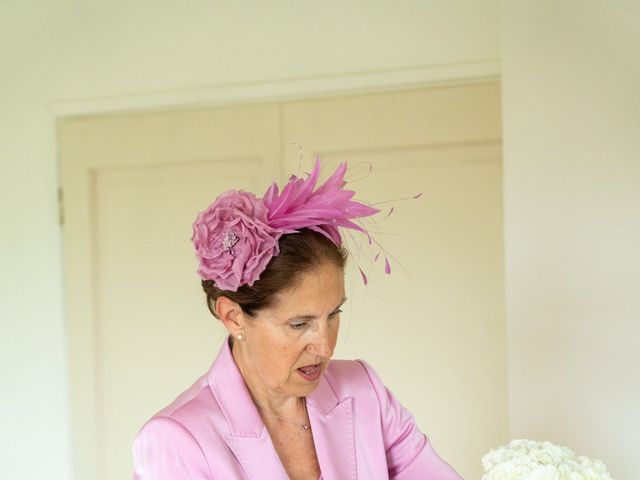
[{"left": 59, "top": 104, "right": 281, "bottom": 479}]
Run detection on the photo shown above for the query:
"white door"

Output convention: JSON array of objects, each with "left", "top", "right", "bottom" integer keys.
[{"left": 59, "top": 82, "right": 504, "bottom": 480}]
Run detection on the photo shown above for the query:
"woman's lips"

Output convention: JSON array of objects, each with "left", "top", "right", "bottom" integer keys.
[{"left": 297, "top": 364, "right": 322, "bottom": 382}]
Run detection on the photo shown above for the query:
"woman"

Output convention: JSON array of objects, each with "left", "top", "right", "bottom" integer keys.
[{"left": 132, "top": 160, "right": 462, "bottom": 479}]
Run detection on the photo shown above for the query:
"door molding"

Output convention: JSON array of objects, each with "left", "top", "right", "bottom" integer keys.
[{"left": 48, "top": 59, "right": 499, "bottom": 118}]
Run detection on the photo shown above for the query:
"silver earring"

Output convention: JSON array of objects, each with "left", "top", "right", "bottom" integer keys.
[{"left": 237, "top": 333, "right": 243, "bottom": 341}]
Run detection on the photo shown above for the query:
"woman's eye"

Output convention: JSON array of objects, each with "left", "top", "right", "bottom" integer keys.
[
  {"left": 289, "top": 322, "right": 307, "bottom": 330},
  {"left": 329, "top": 309, "right": 343, "bottom": 318}
]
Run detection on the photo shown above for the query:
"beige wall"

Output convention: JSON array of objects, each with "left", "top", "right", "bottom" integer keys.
[
  {"left": 0, "top": 2, "right": 499, "bottom": 479},
  {"left": 503, "top": 2, "right": 640, "bottom": 479}
]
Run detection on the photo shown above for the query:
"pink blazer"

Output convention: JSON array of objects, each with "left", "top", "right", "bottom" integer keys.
[{"left": 133, "top": 338, "right": 462, "bottom": 479}]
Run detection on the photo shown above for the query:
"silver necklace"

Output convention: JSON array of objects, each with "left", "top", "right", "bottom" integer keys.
[{"left": 252, "top": 396, "right": 311, "bottom": 432}]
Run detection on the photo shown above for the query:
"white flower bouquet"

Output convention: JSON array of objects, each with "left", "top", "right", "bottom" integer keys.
[{"left": 481, "top": 439, "right": 613, "bottom": 480}]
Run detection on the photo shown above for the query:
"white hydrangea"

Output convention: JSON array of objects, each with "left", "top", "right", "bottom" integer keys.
[{"left": 481, "top": 439, "right": 613, "bottom": 480}]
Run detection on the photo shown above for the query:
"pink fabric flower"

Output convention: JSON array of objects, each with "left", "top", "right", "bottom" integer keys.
[{"left": 191, "top": 190, "right": 281, "bottom": 292}]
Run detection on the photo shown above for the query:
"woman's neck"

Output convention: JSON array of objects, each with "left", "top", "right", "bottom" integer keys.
[{"left": 231, "top": 337, "right": 304, "bottom": 416}]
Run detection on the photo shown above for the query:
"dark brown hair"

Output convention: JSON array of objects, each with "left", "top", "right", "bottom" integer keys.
[{"left": 202, "top": 228, "right": 347, "bottom": 318}]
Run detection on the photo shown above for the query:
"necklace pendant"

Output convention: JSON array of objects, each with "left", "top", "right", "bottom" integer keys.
[{"left": 302, "top": 424, "right": 310, "bottom": 431}]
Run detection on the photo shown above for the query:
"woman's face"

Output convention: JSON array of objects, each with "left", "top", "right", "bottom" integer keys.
[{"left": 234, "top": 260, "right": 346, "bottom": 401}]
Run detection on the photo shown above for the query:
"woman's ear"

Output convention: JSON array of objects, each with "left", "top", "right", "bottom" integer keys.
[{"left": 215, "top": 296, "right": 245, "bottom": 337}]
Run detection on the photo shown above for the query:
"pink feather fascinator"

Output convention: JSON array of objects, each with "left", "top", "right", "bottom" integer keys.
[{"left": 192, "top": 157, "right": 408, "bottom": 292}]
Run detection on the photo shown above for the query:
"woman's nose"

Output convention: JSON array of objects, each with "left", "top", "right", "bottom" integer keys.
[{"left": 306, "top": 325, "right": 332, "bottom": 358}]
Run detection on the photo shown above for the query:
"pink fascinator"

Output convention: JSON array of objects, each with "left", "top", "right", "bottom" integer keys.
[{"left": 192, "top": 158, "right": 381, "bottom": 292}]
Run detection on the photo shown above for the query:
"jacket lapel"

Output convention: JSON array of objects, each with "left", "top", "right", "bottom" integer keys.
[
  {"left": 307, "top": 375, "right": 357, "bottom": 480},
  {"left": 207, "top": 337, "right": 288, "bottom": 480},
  {"left": 224, "top": 432, "right": 288, "bottom": 480}
]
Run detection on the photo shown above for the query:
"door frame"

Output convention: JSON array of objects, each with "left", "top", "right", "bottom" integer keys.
[{"left": 53, "top": 64, "right": 500, "bottom": 480}]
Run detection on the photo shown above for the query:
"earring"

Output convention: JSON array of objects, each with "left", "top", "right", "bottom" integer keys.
[{"left": 236, "top": 333, "right": 244, "bottom": 341}]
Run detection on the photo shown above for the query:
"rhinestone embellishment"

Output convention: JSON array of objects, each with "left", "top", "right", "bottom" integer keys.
[{"left": 222, "top": 230, "right": 239, "bottom": 254}]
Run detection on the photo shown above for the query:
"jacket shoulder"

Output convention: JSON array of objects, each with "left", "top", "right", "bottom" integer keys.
[
  {"left": 323, "top": 358, "right": 379, "bottom": 399},
  {"left": 139, "top": 373, "right": 225, "bottom": 441},
  {"left": 154, "top": 374, "right": 212, "bottom": 417}
]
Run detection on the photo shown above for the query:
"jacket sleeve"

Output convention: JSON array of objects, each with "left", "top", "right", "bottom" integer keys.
[
  {"left": 356, "top": 360, "right": 463, "bottom": 480},
  {"left": 132, "top": 416, "right": 212, "bottom": 480}
]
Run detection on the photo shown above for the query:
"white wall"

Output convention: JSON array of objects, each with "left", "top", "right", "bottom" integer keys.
[
  {"left": 0, "top": 2, "right": 499, "bottom": 478},
  {"left": 5, "top": 1, "right": 638, "bottom": 479},
  {"left": 503, "top": 2, "right": 640, "bottom": 479}
]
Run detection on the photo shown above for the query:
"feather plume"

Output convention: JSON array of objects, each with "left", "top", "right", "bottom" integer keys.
[{"left": 263, "top": 157, "right": 379, "bottom": 245}]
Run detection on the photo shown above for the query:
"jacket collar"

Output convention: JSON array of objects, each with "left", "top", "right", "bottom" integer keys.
[
  {"left": 207, "top": 336, "right": 356, "bottom": 480},
  {"left": 207, "top": 336, "right": 263, "bottom": 437}
]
